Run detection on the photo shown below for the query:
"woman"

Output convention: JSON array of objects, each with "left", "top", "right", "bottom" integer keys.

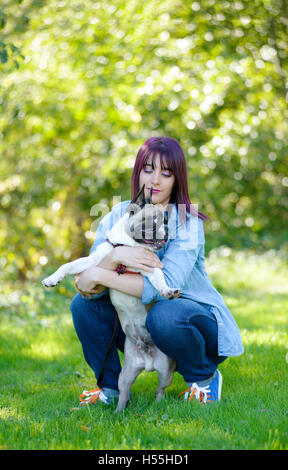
[{"left": 71, "top": 136, "right": 243, "bottom": 406}]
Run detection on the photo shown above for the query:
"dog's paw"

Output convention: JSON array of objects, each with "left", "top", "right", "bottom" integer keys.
[
  {"left": 160, "top": 288, "right": 180, "bottom": 300},
  {"left": 42, "top": 275, "right": 61, "bottom": 288}
]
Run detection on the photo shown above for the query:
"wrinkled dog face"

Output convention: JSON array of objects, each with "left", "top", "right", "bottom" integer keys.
[{"left": 126, "top": 184, "right": 169, "bottom": 251}]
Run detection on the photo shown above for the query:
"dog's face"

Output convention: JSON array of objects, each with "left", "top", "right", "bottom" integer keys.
[{"left": 125, "top": 184, "right": 169, "bottom": 251}]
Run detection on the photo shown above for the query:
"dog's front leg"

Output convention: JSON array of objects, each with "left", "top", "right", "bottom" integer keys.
[
  {"left": 146, "top": 268, "right": 180, "bottom": 299},
  {"left": 42, "top": 242, "right": 112, "bottom": 287},
  {"left": 42, "top": 256, "right": 97, "bottom": 287}
]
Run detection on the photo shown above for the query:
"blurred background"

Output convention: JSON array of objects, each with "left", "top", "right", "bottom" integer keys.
[{"left": 0, "top": 0, "right": 287, "bottom": 282}]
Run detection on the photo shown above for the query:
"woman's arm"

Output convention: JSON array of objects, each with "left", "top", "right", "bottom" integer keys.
[
  {"left": 74, "top": 246, "right": 163, "bottom": 298},
  {"left": 96, "top": 267, "right": 144, "bottom": 298},
  {"left": 98, "top": 246, "right": 163, "bottom": 272},
  {"left": 141, "top": 217, "right": 205, "bottom": 304},
  {"left": 96, "top": 250, "right": 118, "bottom": 270},
  {"left": 75, "top": 266, "right": 144, "bottom": 298}
]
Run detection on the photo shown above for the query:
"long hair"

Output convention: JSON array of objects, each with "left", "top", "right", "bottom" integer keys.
[{"left": 131, "top": 136, "right": 209, "bottom": 223}]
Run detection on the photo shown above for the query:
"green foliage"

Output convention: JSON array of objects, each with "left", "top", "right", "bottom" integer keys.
[
  {"left": 0, "top": 0, "right": 27, "bottom": 68},
  {"left": 0, "top": 251, "right": 287, "bottom": 449},
  {"left": 0, "top": 0, "right": 287, "bottom": 280}
]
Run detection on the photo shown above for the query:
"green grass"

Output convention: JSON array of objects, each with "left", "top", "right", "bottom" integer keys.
[{"left": 0, "top": 248, "right": 287, "bottom": 450}]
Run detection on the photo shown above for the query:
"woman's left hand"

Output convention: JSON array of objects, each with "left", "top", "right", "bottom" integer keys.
[{"left": 74, "top": 267, "right": 106, "bottom": 299}]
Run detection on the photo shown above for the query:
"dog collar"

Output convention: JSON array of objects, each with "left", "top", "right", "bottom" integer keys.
[
  {"left": 115, "top": 264, "right": 140, "bottom": 276},
  {"left": 106, "top": 239, "right": 124, "bottom": 248},
  {"left": 115, "top": 264, "right": 127, "bottom": 275}
]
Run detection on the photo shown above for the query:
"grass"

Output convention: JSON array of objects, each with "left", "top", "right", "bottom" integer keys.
[{"left": 0, "top": 248, "right": 287, "bottom": 450}]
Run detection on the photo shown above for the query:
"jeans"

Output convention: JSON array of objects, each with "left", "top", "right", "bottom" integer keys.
[{"left": 70, "top": 293, "right": 226, "bottom": 391}]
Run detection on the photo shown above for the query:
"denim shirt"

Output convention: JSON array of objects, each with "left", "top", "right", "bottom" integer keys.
[{"left": 90, "top": 200, "right": 244, "bottom": 358}]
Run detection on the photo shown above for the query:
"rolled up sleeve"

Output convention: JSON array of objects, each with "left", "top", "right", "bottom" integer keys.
[
  {"left": 88, "top": 201, "right": 128, "bottom": 299},
  {"left": 142, "top": 216, "right": 204, "bottom": 304}
]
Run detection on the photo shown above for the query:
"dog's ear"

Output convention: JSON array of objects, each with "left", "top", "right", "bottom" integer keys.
[
  {"left": 127, "top": 203, "right": 141, "bottom": 217},
  {"left": 130, "top": 184, "right": 146, "bottom": 208},
  {"left": 146, "top": 186, "right": 153, "bottom": 204}
]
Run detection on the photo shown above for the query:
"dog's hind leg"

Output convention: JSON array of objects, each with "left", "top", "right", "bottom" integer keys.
[
  {"left": 116, "top": 363, "right": 142, "bottom": 412},
  {"left": 155, "top": 353, "right": 177, "bottom": 402},
  {"left": 115, "top": 339, "right": 144, "bottom": 413}
]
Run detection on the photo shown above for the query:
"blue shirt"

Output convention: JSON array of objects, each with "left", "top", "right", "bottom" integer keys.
[{"left": 90, "top": 200, "right": 244, "bottom": 358}]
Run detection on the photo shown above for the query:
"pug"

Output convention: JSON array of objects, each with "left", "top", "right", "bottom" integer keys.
[{"left": 42, "top": 185, "right": 179, "bottom": 411}]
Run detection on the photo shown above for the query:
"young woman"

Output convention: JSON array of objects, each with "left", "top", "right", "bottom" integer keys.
[{"left": 71, "top": 136, "right": 243, "bottom": 406}]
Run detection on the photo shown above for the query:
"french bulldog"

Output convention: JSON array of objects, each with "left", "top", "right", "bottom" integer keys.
[{"left": 42, "top": 185, "right": 179, "bottom": 411}]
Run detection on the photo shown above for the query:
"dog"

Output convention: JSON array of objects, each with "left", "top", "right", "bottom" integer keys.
[{"left": 42, "top": 185, "right": 179, "bottom": 411}]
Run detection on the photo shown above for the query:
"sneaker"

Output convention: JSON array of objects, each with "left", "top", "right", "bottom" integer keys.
[
  {"left": 178, "top": 370, "right": 222, "bottom": 404},
  {"left": 79, "top": 388, "right": 111, "bottom": 406}
]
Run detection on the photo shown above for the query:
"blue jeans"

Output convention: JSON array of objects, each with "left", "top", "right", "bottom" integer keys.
[{"left": 70, "top": 293, "right": 226, "bottom": 391}]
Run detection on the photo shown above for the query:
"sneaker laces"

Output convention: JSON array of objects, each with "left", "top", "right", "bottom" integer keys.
[
  {"left": 79, "top": 388, "right": 110, "bottom": 406},
  {"left": 178, "top": 382, "right": 212, "bottom": 404}
]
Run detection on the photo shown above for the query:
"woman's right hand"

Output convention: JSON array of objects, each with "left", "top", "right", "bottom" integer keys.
[{"left": 112, "top": 246, "right": 164, "bottom": 273}]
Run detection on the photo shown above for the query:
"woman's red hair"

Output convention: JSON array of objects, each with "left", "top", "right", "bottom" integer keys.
[{"left": 131, "top": 136, "right": 209, "bottom": 222}]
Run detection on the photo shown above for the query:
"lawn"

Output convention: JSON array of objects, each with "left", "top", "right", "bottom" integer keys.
[{"left": 0, "top": 248, "right": 287, "bottom": 450}]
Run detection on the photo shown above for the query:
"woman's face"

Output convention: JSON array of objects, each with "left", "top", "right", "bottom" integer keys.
[{"left": 139, "top": 154, "right": 175, "bottom": 209}]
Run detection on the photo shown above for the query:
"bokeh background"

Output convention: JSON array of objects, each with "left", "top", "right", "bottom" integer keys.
[{"left": 1, "top": 0, "right": 287, "bottom": 282}]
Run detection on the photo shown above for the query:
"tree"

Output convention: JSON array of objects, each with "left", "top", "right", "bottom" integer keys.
[{"left": 0, "top": 0, "right": 287, "bottom": 280}]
